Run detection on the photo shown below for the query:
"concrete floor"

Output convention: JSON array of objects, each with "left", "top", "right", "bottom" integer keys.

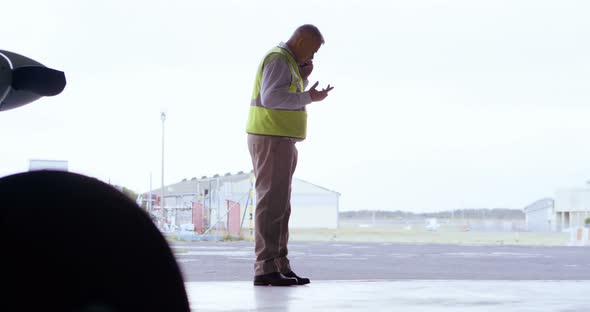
[{"left": 186, "top": 280, "right": 590, "bottom": 312}]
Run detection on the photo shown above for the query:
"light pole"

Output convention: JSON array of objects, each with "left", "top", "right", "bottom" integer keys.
[
  {"left": 148, "top": 172, "right": 153, "bottom": 213},
  {"left": 160, "top": 111, "right": 166, "bottom": 228}
]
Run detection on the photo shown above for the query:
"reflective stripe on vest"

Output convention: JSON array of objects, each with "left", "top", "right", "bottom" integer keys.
[{"left": 246, "top": 47, "right": 307, "bottom": 139}]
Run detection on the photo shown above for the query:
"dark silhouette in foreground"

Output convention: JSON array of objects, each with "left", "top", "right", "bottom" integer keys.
[{"left": 0, "top": 171, "right": 190, "bottom": 311}]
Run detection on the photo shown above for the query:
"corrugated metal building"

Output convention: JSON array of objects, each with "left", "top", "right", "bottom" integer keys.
[
  {"left": 523, "top": 198, "right": 554, "bottom": 232},
  {"left": 142, "top": 171, "right": 340, "bottom": 231}
]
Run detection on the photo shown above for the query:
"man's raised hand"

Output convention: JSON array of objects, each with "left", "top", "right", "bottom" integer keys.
[{"left": 309, "top": 82, "right": 334, "bottom": 102}]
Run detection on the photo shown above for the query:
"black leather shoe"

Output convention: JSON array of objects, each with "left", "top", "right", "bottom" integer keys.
[
  {"left": 253, "top": 272, "right": 297, "bottom": 286},
  {"left": 283, "top": 271, "right": 310, "bottom": 285}
]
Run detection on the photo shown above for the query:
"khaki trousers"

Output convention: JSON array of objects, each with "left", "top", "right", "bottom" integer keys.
[{"left": 247, "top": 134, "right": 298, "bottom": 276}]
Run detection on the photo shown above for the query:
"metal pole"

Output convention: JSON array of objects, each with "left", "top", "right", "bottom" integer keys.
[
  {"left": 148, "top": 172, "right": 152, "bottom": 213},
  {"left": 160, "top": 112, "right": 166, "bottom": 228},
  {"left": 216, "top": 176, "right": 220, "bottom": 238}
]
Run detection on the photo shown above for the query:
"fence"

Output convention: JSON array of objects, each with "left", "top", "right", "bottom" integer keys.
[{"left": 140, "top": 174, "right": 256, "bottom": 240}]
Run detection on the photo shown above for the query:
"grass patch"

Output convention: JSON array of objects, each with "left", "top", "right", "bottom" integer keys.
[
  {"left": 289, "top": 227, "right": 569, "bottom": 246},
  {"left": 220, "top": 234, "right": 244, "bottom": 242}
]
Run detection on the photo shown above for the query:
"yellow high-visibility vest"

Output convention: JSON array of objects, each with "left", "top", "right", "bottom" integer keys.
[{"left": 246, "top": 47, "right": 307, "bottom": 139}]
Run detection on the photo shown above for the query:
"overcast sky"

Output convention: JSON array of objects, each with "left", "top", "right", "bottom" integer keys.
[{"left": 1, "top": 0, "right": 589, "bottom": 212}]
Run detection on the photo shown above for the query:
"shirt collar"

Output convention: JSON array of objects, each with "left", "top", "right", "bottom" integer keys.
[{"left": 278, "top": 42, "right": 296, "bottom": 59}]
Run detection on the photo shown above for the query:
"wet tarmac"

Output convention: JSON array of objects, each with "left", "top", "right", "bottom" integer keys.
[
  {"left": 177, "top": 241, "right": 589, "bottom": 311},
  {"left": 186, "top": 279, "right": 590, "bottom": 312},
  {"left": 173, "top": 241, "right": 590, "bottom": 281}
]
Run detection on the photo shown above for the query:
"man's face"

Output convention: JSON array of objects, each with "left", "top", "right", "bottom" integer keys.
[{"left": 296, "top": 39, "right": 322, "bottom": 64}]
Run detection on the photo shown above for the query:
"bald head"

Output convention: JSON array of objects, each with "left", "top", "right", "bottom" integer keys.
[{"left": 286, "top": 24, "right": 324, "bottom": 64}]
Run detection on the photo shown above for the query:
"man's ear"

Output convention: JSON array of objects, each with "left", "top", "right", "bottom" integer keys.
[{"left": 295, "top": 37, "right": 306, "bottom": 48}]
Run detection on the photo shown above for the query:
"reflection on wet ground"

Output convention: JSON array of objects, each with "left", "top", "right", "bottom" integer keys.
[{"left": 186, "top": 280, "right": 590, "bottom": 312}]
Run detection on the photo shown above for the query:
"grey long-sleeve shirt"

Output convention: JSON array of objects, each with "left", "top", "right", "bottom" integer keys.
[{"left": 260, "top": 42, "right": 312, "bottom": 111}]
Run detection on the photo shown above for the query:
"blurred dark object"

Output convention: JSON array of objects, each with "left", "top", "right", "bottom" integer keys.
[
  {"left": 0, "top": 171, "right": 190, "bottom": 311},
  {"left": 0, "top": 50, "right": 66, "bottom": 111}
]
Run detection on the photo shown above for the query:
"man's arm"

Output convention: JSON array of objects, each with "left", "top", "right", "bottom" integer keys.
[{"left": 260, "top": 56, "right": 312, "bottom": 110}]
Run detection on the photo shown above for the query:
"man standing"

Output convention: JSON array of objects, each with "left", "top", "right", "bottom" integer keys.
[{"left": 246, "top": 24, "right": 334, "bottom": 286}]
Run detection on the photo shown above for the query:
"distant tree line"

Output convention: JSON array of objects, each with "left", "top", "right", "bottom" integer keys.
[
  {"left": 111, "top": 185, "right": 139, "bottom": 203},
  {"left": 340, "top": 209, "right": 524, "bottom": 220}
]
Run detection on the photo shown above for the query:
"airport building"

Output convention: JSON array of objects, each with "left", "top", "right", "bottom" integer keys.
[
  {"left": 140, "top": 171, "right": 340, "bottom": 233},
  {"left": 524, "top": 183, "right": 590, "bottom": 232},
  {"left": 554, "top": 187, "right": 590, "bottom": 231}
]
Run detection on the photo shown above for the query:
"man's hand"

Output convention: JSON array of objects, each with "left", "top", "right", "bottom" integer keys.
[
  {"left": 309, "top": 82, "right": 334, "bottom": 102},
  {"left": 299, "top": 61, "right": 314, "bottom": 80}
]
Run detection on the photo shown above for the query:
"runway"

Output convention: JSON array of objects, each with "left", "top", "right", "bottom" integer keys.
[
  {"left": 173, "top": 241, "right": 590, "bottom": 281},
  {"left": 174, "top": 241, "right": 589, "bottom": 311}
]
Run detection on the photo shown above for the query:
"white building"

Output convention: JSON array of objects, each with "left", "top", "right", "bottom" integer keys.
[
  {"left": 290, "top": 178, "right": 340, "bottom": 229},
  {"left": 554, "top": 187, "right": 590, "bottom": 231},
  {"left": 524, "top": 184, "right": 590, "bottom": 232},
  {"left": 29, "top": 159, "right": 68, "bottom": 171},
  {"left": 142, "top": 171, "right": 340, "bottom": 230},
  {"left": 523, "top": 198, "right": 554, "bottom": 232}
]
